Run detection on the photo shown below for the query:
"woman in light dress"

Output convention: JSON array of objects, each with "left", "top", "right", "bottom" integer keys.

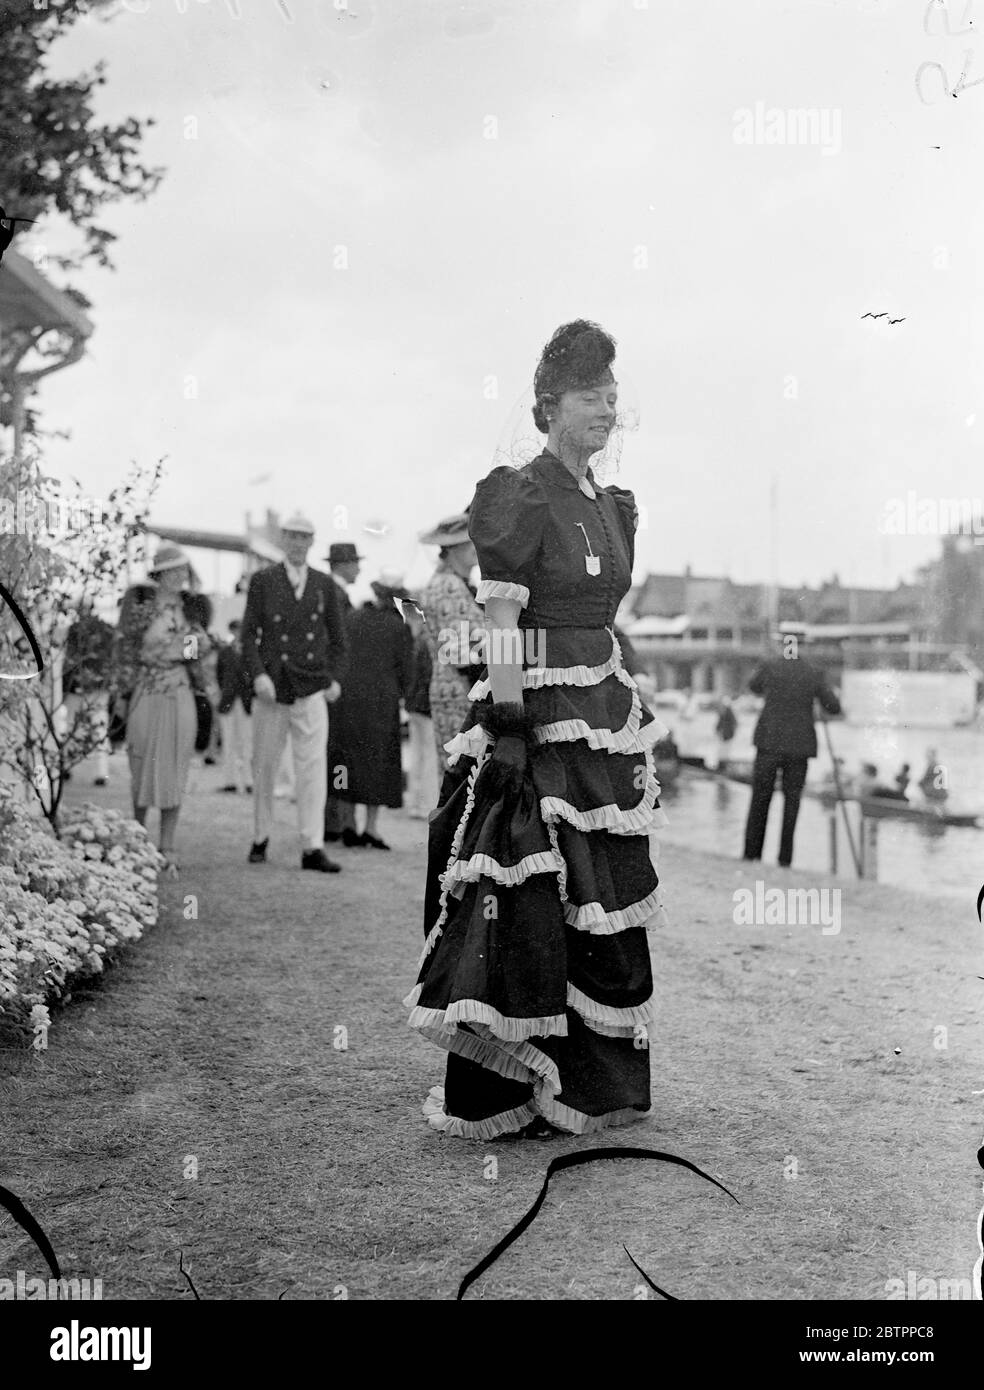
[{"left": 116, "top": 545, "right": 211, "bottom": 874}]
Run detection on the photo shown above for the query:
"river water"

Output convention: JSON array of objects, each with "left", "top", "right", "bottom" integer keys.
[{"left": 656, "top": 709, "right": 984, "bottom": 902}]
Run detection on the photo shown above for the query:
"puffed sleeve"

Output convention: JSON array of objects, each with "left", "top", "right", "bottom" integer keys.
[
  {"left": 468, "top": 466, "right": 548, "bottom": 610},
  {"left": 605, "top": 484, "right": 639, "bottom": 570}
]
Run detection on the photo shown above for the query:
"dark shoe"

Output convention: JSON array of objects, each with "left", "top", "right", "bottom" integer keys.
[
  {"left": 245, "top": 785, "right": 253, "bottom": 794},
  {"left": 302, "top": 848, "right": 341, "bottom": 873},
  {"left": 219, "top": 784, "right": 237, "bottom": 793},
  {"left": 324, "top": 831, "right": 342, "bottom": 842},
  {"left": 94, "top": 776, "right": 108, "bottom": 787},
  {"left": 362, "top": 833, "right": 390, "bottom": 851},
  {"left": 341, "top": 827, "right": 366, "bottom": 848},
  {"left": 248, "top": 839, "right": 268, "bottom": 863},
  {"left": 203, "top": 755, "right": 217, "bottom": 766}
]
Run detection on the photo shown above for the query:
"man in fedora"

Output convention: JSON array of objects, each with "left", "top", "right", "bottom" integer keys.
[
  {"left": 323, "top": 542, "right": 363, "bottom": 841},
  {"left": 241, "top": 513, "right": 348, "bottom": 871},
  {"left": 742, "top": 626, "right": 841, "bottom": 868}
]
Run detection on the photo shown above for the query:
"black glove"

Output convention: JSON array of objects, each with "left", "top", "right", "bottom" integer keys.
[{"left": 484, "top": 732, "right": 528, "bottom": 799}]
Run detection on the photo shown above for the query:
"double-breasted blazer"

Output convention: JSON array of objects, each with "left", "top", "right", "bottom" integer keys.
[{"left": 241, "top": 563, "right": 348, "bottom": 704}]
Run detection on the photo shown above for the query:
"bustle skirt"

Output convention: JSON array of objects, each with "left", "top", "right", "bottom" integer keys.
[{"left": 403, "top": 627, "right": 670, "bottom": 1140}]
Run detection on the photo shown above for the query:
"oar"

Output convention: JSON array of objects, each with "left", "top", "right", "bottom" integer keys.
[{"left": 820, "top": 716, "right": 861, "bottom": 877}]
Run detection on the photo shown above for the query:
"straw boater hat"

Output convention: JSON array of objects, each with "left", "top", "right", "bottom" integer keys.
[
  {"left": 280, "top": 511, "right": 316, "bottom": 536},
  {"left": 148, "top": 544, "right": 191, "bottom": 577},
  {"left": 419, "top": 512, "right": 471, "bottom": 547}
]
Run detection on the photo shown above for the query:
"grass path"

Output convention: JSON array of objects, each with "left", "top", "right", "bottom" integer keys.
[{"left": 1, "top": 757, "right": 979, "bottom": 1300}]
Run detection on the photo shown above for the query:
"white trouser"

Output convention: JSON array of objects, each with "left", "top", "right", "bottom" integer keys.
[
  {"left": 406, "top": 712, "right": 439, "bottom": 813},
  {"left": 62, "top": 691, "right": 110, "bottom": 780},
  {"left": 219, "top": 703, "right": 253, "bottom": 792},
  {"left": 252, "top": 692, "right": 328, "bottom": 851}
]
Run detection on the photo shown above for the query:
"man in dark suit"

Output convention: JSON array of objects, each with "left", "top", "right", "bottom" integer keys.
[
  {"left": 241, "top": 514, "right": 348, "bottom": 871},
  {"left": 742, "top": 630, "right": 841, "bottom": 867},
  {"left": 323, "top": 542, "right": 362, "bottom": 842}
]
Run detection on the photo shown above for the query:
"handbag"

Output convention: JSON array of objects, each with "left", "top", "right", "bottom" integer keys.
[
  {"left": 108, "top": 692, "right": 130, "bottom": 746},
  {"left": 193, "top": 692, "right": 214, "bottom": 752}
]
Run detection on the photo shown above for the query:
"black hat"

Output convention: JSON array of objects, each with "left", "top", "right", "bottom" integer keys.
[{"left": 326, "top": 542, "right": 365, "bottom": 564}]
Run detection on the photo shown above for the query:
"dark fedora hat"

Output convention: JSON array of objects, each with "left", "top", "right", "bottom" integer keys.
[{"left": 326, "top": 542, "right": 365, "bottom": 564}]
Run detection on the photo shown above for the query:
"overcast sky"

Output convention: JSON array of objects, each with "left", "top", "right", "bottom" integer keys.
[{"left": 28, "top": 0, "right": 984, "bottom": 602}]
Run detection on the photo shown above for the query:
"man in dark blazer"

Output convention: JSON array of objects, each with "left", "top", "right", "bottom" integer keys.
[
  {"left": 241, "top": 514, "right": 348, "bottom": 871},
  {"left": 742, "top": 630, "right": 841, "bottom": 867},
  {"left": 323, "top": 542, "right": 362, "bottom": 841}
]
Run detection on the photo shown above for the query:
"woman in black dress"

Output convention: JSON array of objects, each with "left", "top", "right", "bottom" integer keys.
[
  {"left": 329, "top": 577, "right": 414, "bottom": 849},
  {"left": 404, "top": 320, "right": 669, "bottom": 1139}
]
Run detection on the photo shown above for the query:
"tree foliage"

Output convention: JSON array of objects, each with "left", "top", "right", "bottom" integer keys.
[
  {"left": 0, "top": 447, "right": 164, "bottom": 829},
  {"left": 0, "top": 0, "right": 165, "bottom": 276}
]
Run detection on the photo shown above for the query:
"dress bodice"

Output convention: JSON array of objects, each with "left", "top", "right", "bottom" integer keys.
[{"left": 468, "top": 451, "right": 637, "bottom": 630}]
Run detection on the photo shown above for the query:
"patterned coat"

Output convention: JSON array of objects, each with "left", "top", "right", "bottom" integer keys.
[{"left": 419, "top": 560, "right": 485, "bottom": 768}]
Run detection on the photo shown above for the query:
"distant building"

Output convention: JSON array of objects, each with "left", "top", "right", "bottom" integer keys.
[
  {"left": 624, "top": 566, "right": 938, "bottom": 695},
  {"left": 0, "top": 249, "right": 94, "bottom": 461}
]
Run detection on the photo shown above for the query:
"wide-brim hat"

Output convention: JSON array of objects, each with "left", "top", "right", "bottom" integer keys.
[
  {"left": 325, "top": 542, "right": 365, "bottom": 564},
  {"left": 148, "top": 543, "right": 191, "bottom": 576},
  {"left": 419, "top": 512, "right": 471, "bottom": 547},
  {"left": 280, "top": 511, "right": 316, "bottom": 536}
]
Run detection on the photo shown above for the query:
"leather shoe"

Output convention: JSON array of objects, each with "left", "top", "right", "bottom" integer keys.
[
  {"left": 362, "top": 833, "right": 390, "bottom": 851},
  {"left": 301, "top": 848, "right": 342, "bottom": 873},
  {"left": 248, "top": 839, "right": 268, "bottom": 863},
  {"left": 341, "top": 827, "right": 366, "bottom": 848}
]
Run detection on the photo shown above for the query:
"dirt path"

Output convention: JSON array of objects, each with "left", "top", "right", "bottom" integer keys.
[{"left": 1, "top": 759, "right": 979, "bottom": 1301}]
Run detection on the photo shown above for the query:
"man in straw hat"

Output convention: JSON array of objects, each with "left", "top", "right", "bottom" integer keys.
[
  {"left": 742, "top": 623, "right": 841, "bottom": 868},
  {"left": 241, "top": 512, "right": 348, "bottom": 871}
]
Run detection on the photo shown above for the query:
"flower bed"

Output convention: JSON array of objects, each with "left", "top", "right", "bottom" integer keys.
[{"left": 0, "top": 789, "right": 162, "bottom": 1038}]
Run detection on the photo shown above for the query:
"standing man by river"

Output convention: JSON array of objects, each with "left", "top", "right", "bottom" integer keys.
[{"left": 742, "top": 631, "right": 841, "bottom": 868}]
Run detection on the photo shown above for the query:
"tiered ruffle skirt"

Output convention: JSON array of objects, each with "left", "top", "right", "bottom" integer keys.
[{"left": 403, "top": 627, "right": 669, "bottom": 1139}]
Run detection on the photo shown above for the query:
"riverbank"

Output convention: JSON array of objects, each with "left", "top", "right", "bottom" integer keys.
[{"left": 0, "top": 756, "right": 978, "bottom": 1300}]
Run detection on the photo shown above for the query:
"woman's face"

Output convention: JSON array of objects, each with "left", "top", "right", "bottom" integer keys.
[
  {"left": 449, "top": 540, "right": 477, "bottom": 574},
  {"left": 551, "top": 374, "right": 618, "bottom": 456},
  {"left": 157, "top": 565, "right": 188, "bottom": 594}
]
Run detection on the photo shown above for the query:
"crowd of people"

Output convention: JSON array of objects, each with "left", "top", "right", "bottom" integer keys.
[{"left": 64, "top": 512, "right": 489, "bottom": 877}]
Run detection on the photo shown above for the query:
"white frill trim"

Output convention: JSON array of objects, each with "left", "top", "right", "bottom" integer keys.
[
  {"left": 536, "top": 1092, "right": 652, "bottom": 1135},
  {"left": 444, "top": 724, "right": 492, "bottom": 767},
  {"left": 534, "top": 685, "right": 662, "bottom": 756},
  {"left": 475, "top": 578, "right": 530, "bottom": 608},
  {"left": 420, "top": 1083, "right": 650, "bottom": 1140},
  {"left": 468, "top": 637, "right": 620, "bottom": 699},
  {"left": 566, "top": 981, "right": 657, "bottom": 1030},
  {"left": 546, "top": 821, "right": 664, "bottom": 934},
  {"left": 422, "top": 1086, "right": 538, "bottom": 1140},
  {"left": 442, "top": 849, "right": 564, "bottom": 890},
  {"left": 540, "top": 748, "right": 666, "bottom": 836},
  {"left": 582, "top": 1018, "right": 651, "bottom": 1045},
  {"left": 403, "top": 980, "right": 424, "bottom": 1010},
  {"left": 408, "top": 998, "right": 568, "bottom": 1043},
  {"left": 414, "top": 1020, "right": 562, "bottom": 1097},
  {"left": 563, "top": 885, "right": 666, "bottom": 934}
]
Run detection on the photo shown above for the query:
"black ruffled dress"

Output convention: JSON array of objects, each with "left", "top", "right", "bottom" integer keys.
[{"left": 403, "top": 450, "right": 669, "bottom": 1139}]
